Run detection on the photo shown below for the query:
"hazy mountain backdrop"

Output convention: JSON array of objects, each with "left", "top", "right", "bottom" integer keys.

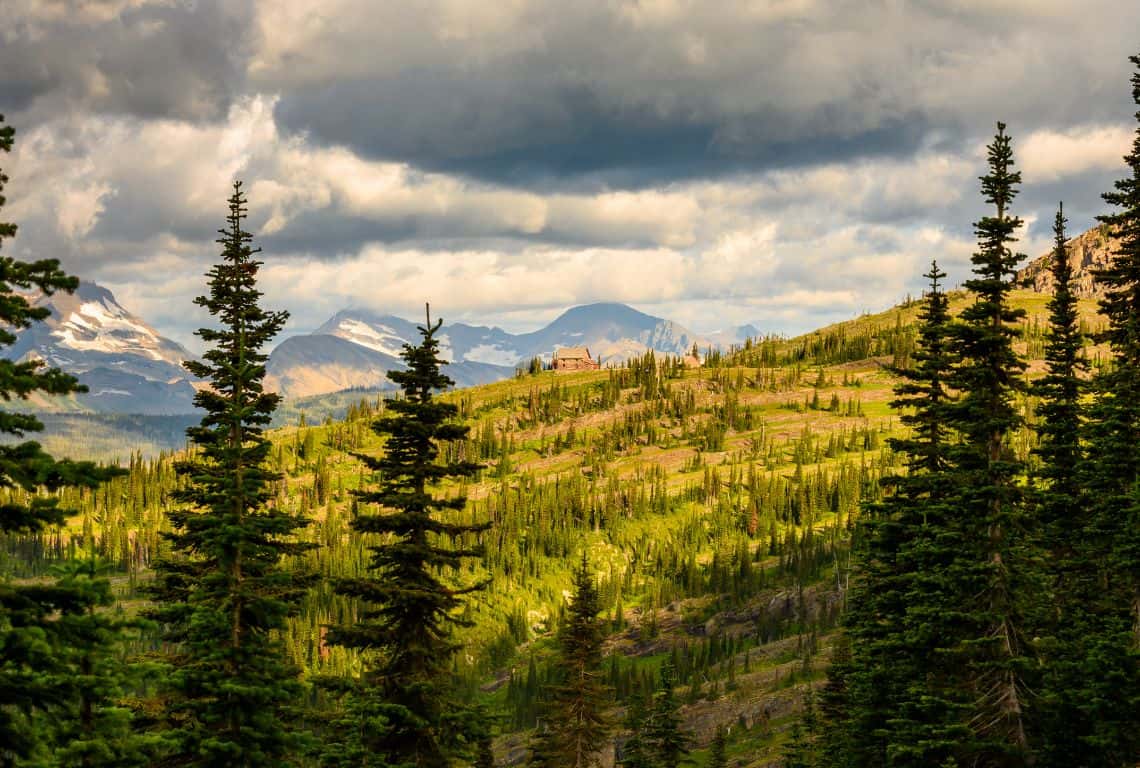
[{"left": 6, "top": 227, "right": 1099, "bottom": 415}]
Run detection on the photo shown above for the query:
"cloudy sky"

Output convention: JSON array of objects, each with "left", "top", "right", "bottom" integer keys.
[{"left": 2, "top": 0, "right": 1138, "bottom": 351}]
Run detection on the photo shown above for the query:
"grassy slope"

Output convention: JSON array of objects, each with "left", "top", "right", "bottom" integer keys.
[
  {"left": 21, "top": 287, "right": 1094, "bottom": 766},
  {"left": 262, "top": 358, "right": 886, "bottom": 766}
]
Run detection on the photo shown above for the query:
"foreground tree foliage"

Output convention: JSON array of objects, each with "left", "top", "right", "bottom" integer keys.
[
  {"left": 817, "top": 58, "right": 1140, "bottom": 766},
  {"left": 825, "top": 124, "right": 1044, "bottom": 768},
  {"left": 147, "top": 182, "right": 313, "bottom": 766},
  {"left": 942, "top": 121, "right": 1038, "bottom": 765},
  {"left": 322, "top": 306, "right": 489, "bottom": 767},
  {"left": 43, "top": 558, "right": 160, "bottom": 768},
  {"left": 832, "top": 260, "right": 959, "bottom": 767},
  {"left": 1074, "top": 49, "right": 1140, "bottom": 765},
  {"left": 1030, "top": 204, "right": 1099, "bottom": 767},
  {"left": 529, "top": 556, "right": 612, "bottom": 768},
  {"left": 0, "top": 114, "right": 127, "bottom": 765}
]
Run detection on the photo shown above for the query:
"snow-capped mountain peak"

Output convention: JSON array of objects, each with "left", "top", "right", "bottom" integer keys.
[
  {"left": 6, "top": 281, "right": 199, "bottom": 414},
  {"left": 327, "top": 317, "right": 409, "bottom": 358},
  {"left": 53, "top": 295, "right": 167, "bottom": 362}
]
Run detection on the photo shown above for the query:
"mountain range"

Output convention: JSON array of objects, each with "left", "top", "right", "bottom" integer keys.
[
  {"left": 6, "top": 225, "right": 1105, "bottom": 415},
  {"left": 265, "top": 302, "right": 731, "bottom": 399},
  {"left": 7, "top": 283, "right": 753, "bottom": 413}
]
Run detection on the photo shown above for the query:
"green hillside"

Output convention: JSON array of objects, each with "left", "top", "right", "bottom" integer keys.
[{"left": 2, "top": 286, "right": 1093, "bottom": 766}]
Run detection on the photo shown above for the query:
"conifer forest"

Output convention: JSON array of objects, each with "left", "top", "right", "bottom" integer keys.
[{"left": 2, "top": 24, "right": 1140, "bottom": 768}]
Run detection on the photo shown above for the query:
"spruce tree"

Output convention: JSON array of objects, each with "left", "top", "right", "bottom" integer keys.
[
  {"left": 1075, "top": 50, "right": 1140, "bottom": 765},
  {"left": 644, "top": 660, "right": 690, "bottom": 768},
  {"left": 0, "top": 113, "right": 125, "bottom": 764},
  {"left": 326, "top": 305, "right": 489, "bottom": 767},
  {"left": 942, "top": 121, "right": 1037, "bottom": 765},
  {"left": 1029, "top": 204, "right": 1093, "bottom": 765},
  {"left": 707, "top": 725, "right": 728, "bottom": 768},
  {"left": 148, "top": 181, "right": 312, "bottom": 766},
  {"left": 831, "top": 261, "right": 961, "bottom": 767},
  {"left": 1031, "top": 204, "right": 1085, "bottom": 553},
  {"left": 529, "top": 555, "right": 611, "bottom": 768}
]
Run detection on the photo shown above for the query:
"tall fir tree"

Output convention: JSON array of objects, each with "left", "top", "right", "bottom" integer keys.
[
  {"left": 1076, "top": 51, "right": 1140, "bottom": 766},
  {"left": 942, "top": 121, "right": 1038, "bottom": 765},
  {"left": 644, "top": 660, "right": 690, "bottom": 768},
  {"left": 829, "top": 261, "right": 962, "bottom": 767},
  {"left": 1031, "top": 204, "right": 1085, "bottom": 557},
  {"left": 148, "top": 181, "right": 312, "bottom": 766},
  {"left": 0, "top": 113, "right": 126, "bottom": 765},
  {"left": 1029, "top": 204, "right": 1096, "bottom": 767},
  {"left": 529, "top": 555, "right": 612, "bottom": 768},
  {"left": 325, "top": 305, "right": 489, "bottom": 767}
]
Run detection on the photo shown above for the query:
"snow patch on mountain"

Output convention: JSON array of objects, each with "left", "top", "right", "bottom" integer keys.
[
  {"left": 463, "top": 343, "right": 524, "bottom": 367},
  {"left": 7, "top": 281, "right": 199, "bottom": 414},
  {"left": 436, "top": 334, "right": 455, "bottom": 363},
  {"left": 330, "top": 318, "right": 408, "bottom": 357},
  {"left": 53, "top": 300, "right": 166, "bottom": 360}
]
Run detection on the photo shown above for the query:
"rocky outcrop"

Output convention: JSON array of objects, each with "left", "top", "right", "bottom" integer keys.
[{"left": 1016, "top": 224, "right": 1121, "bottom": 300}]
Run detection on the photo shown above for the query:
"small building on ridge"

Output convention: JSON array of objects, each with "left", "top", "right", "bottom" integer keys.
[{"left": 552, "top": 346, "right": 600, "bottom": 371}]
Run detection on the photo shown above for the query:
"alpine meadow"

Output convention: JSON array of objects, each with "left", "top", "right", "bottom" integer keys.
[{"left": 2, "top": 4, "right": 1140, "bottom": 768}]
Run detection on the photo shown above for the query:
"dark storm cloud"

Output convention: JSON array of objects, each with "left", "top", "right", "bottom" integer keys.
[
  {"left": 259, "top": 211, "right": 441, "bottom": 254},
  {"left": 273, "top": 74, "right": 930, "bottom": 188},
  {"left": 0, "top": 0, "right": 255, "bottom": 123},
  {"left": 261, "top": 0, "right": 1140, "bottom": 187}
]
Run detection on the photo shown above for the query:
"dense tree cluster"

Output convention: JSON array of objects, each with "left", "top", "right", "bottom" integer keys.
[{"left": 816, "top": 55, "right": 1140, "bottom": 768}]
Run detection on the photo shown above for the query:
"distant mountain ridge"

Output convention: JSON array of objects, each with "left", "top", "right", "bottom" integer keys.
[
  {"left": 9, "top": 282, "right": 199, "bottom": 414},
  {"left": 13, "top": 219, "right": 1118, "bottom": 415},
  {"left": 6, "top": 279, "right": 755, "bottom": 411},
  {"left": 264, "top": 302, "right": 728, "bottom": 399}
]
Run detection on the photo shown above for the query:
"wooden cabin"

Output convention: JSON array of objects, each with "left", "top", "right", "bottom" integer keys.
[{"left": 552, "top": 346, "right": 600, "bottom": 371}]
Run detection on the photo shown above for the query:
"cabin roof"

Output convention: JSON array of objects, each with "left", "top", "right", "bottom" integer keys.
[{"left": 553, "top": 346, "right": 592, "bottom": 360}]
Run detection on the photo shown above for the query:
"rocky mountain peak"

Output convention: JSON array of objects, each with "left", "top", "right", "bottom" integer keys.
[{"left": 6, "top": 280, "right": 198, "bottom": 414}]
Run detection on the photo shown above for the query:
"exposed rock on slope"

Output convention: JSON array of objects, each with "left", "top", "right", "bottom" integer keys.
[{"left": 1016, "top": 224, "right": 1120, "bottom": 299}]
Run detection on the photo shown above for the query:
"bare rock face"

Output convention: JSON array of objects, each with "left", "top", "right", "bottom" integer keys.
[{"left": 1016, "top": 224, "right": 1121, "bottom": 300}]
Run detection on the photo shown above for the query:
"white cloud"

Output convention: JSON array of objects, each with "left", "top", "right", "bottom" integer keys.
[
  {"left": 1019, "top": 124, "right": 1134, "bottom": 181},
  {"left": 56, "top": 181, "right": 114, "bottom": 239}
]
